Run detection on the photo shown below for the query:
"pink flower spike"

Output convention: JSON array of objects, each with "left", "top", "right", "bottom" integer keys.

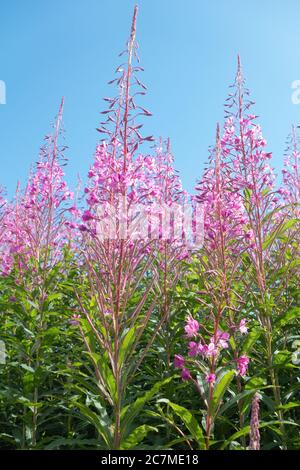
[
  {"left": 205, "top": 373, "right": 216, "bottom": 384},
  {"left": 184, "top": 315, "right": 199, "bottom": 338},
  {"left": 181, "top": 368, "right": 192, "bottom": 381},
  {"left": 174, "top": 354, "right": 185, "bottom": 369},
  {"left": 237, "top": 355, "right": 250, "bottom": 376},
  {"left": 239, "top": 318, "right": 248, "bottom": 334}
]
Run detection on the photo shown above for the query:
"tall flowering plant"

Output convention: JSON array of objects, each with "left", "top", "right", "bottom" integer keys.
[
  {"left": 149, "top": 139, "right": 192, "bottom": 369},
  {"left": 174, "top": 126, "right": 250, "bottom": 449},
  {"left": 0, "top": 100, "right": 76, "bottom": 448},
  {"left": 73, "top": 6, "right": 173, "bottom": 449},
  {"left": 220, "top": 57, "right": 299, "bottom": 446},
  {"left": 0, "top": 98, "right": 73, "bottom": 275}
]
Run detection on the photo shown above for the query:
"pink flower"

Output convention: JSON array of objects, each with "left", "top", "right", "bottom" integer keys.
[
  {"left": 237, "top": 355, "right": 250, "bottom": 376},
  {"left": 207, "top": 341, "right": 218, "bottom": 357},
  {"left": 184, "top": 315, "right": 199, "bottom": 338},
  {"left": 174, "top": 354, "right": 185, "bottom": 369},
  {"left": 216, "top": 330, "right": 230, "bottom": 349},
  {"left": 198, "top": 343, "right": 209, "bottom": 356},
  {"left": 205, "top": 373, "right": 216, "bottom": 384},
  {"left": 181, "top": 368, "right": 192, "bottom": 381},
  {"left": 239, "top": 318, "right": 248, "bottom": 334},
  {"left": 82, "top": 210, "right": 94, "bottom": 222},
  {"left": 188, "top": 341, "right": 201, "bottom": 357}
]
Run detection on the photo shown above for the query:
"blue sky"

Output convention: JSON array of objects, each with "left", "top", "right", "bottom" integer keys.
[{"left": 1, "top": 0, "right": 300, "bottom": 196}]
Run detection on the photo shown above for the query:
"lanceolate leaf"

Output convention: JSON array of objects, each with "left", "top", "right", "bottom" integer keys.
[
  {"left": 75, "top": 402, "right": 113, "bottom": 448},
  {"left": 211, "top": 370, "right": 235, "bottom": 417},
  {"left": 160, "top": 400, "right": 205, "bottom": 450},
  {"left": 242, "top": 327, "right": 263, "bottom": 354},
  {"left": 120, "top": 425, "right": 158, "bottom": 450},
  {"left": 121, "top": 377, "right": 173, "bottom": 439}
]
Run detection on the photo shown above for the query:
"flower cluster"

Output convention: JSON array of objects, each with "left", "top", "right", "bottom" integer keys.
[
  {"left": 0, "top": 99, "right": 74, "bottom": 274},
  {"left": 174, "top": 314, "right": 250, "bottom": 383}
]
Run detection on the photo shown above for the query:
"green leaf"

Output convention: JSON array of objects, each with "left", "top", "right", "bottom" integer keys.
[
  {"left": 44, "top": 437, "right": 101, "bottom": 450},
  {"left": 277, "top": 401, "right": 300, "bottom": 411},
  {"left": 211, "top": 370, "right": 235, "bottom": 416},
  {"left": 218, "top": 389, "right": 257, "bottom": 416},
  {"left": 161, "top": 400, "right": 205, "bottom": 450},
  {"left": 120, "top": 425, "right": 158, "bottom": 450},
  {"left": 242, "top": 327, "right": 263, "bottom": 354},
  {"left": 86, "top": 351, "right": 117, "bottom": 402},
  {"left": 75, "top": 402, "right": 113, "bottom": 448},
  {"left": 263, "top": 219, "right": 298, "bottom": 250},
  {"left": 276, "top": 307, "right": 300, "bottom": 328},
  {"left": 20, "top": 364, "right": 35, "bottom": 373},
  {"left": 273, "top": 350, "right": 294, "bottom": 368},
  {"left": 118, "top": 325, "right": 140, "bottom": 368},
  {"left": 121, "top": 376, "right": 173, "bottom": 438}
]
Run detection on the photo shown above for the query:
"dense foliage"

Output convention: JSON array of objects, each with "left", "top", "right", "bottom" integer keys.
[{"left": 0, "top": 6, "right": 299, "bottom": 450}]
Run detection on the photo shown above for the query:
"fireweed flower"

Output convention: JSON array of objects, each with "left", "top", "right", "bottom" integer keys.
[
  {"left": 184, "top": 315, "right": 200, "bottom": 337},
  {"left": 188, "top": 341, "right": 203, "bottom": 357},
  {"left": 174, "top": 354, "right": 185, "bottom": 368},
  {"left": 220, "top": 56, "right": 278, "bottom": 253},
  {"left": 237, "top": 355, "right": 250, "bottom": 376},
  {"left": 188, "top": 123, "right": 252, "bottom": 448},
  {"left": 221, "top": 57, "right": 293, "bottom": 432},
  {"left": 205, "top": 373, "right": 216, "bottom": 384},
  {"left": 239, "top": 319, "right": 248, "bottom": 334},
  {"left": 0, "top": 98, "right": 74, "bottom": 274},
  {"left": 82, "top": 210, "right": 94, "bottom": 222},
  {"left": 73, "top": 6, "right": 192, "bottom": 450},
  {"left": 197, "top": 126, "right": 248, "bottom": 255},
  {"left": 103, "top": 309, "right": 112, "bottom": 316},
  {"left": 206, "top": 340, "right": 218, "bottom": 357},
  {"left": 216, "top": 330, "right": 230, "bottom": 349},
  {"left": 181, "top": 368, "right": 192, "bottom": 381}
]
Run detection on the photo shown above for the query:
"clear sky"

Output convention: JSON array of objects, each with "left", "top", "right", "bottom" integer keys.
[{"left": 1, "top": 0, "right": 300, "bottom": 196}]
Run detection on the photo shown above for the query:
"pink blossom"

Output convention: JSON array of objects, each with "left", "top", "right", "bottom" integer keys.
[
  {"left": 181, "top": 368, "right": 192, "bottom": 381},
  {"left": 82, "top": 210, "right": 94, "bottom": 222},
  {"left": 239, "top": 318, "right": 248, "bottom": 334},
  {"left": 206, "top": 341, "right": 218, "bottom": 357},
  {"left": 205, "top": 373, "right": 216, "bottom": 384},
  {"left": 0, "top": 98, "right": 75, "bottom": 274},
  {"left": 174, "top": 354, "right": 185, "bottom": 369},
  {"left": 188, "top": 341, "right": 201, "bottom": 357},
  {"left": 216, "top": 330, "right": 230, "bottom": 349},
  {"left": 237, "top": 355, "right": 250, "bottom": 376},
  {"left": 198, "top": 342, "right": 209, "bottom": 356},
  {"left": 184, "top": 315, "right": 199, "bottom": 338}
]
